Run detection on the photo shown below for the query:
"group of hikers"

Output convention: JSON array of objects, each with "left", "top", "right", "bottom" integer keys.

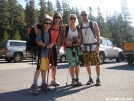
[{"left": 29, "top": 10, "right": 101, "bottom": 96}]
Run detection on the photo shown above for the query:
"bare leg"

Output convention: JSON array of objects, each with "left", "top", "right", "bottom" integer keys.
[
  {"left": 75, "top": 65, "right": 80, "bottom": 78},
  {"left": 95, "top": 64, "right": 100, "bottom": 77},
  {"left": 33, "top": 70, "right": 40, "bottom": 80},
  {"left": 86, "top": 65, "right": 91, "bottom": 75},
  {"left": 41, "top": 70, "right": 46, "bottom": 80},
  {"left": 69, "top": 66, "right": 75, "bottom": 79},
  {"left": 51, "top": 66, "right": 57, "bottom": 79}
]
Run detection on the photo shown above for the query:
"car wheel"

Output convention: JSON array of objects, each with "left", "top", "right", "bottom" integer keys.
[
  {"left": 60, "top": 55, "right": 66, "bottom": 63},
  {"left": 99, "top": 52, "right": 105, "bottom": 64},
  {"left": 116, "top": 52, "right": 122, "bottom": 63},
  {"left": 13, "top": 53, "right": 23, "bottom": 63},
  {"left": 127, "top": 55, "right": 133, "bottom": 65},
  {"left": 5, "top": 57, "right": 13, "bottom": 63}
]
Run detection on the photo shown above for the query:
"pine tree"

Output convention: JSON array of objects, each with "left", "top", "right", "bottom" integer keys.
[
  {"left": 38, "top": 0, "right": 46, "bottom": 23},
  {"left": 25, "top": 0, "right": 35, "bottom": 26},
  {"left": 47, "top": 1, "right": 54, "bottom": 17},
  {"left": 14, "top": 28, "right": 21, "bottom": 40},
  {"left": 121, "top": 0, "right": 133, "bottom": 41},
  {"left": 56, "top": 0, "right": 62, "bottom": 14},
  {"left": 0, "top": 0, "right": 10, "bottom": 40},
  {"left": 3, "top": 30, "right": 9, "bottom": 40}
]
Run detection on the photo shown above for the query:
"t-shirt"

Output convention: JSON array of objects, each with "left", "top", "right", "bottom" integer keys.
[
  {"left": 36, "top": 29, "right": 50, "bottom": 58},
  {"left": 81, "top": 21, "right": 97, "bottom": 51},
  {"left": 50, "top": 26, "right": 59, "bottom": 45}
]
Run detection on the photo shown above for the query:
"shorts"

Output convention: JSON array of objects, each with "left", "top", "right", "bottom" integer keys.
[
  {"left": 36, "top": 56, "right": 49, "bottom": 71},
  {"left": 49, "top": 46, "right": 57, "bottom": 66},
  {"left": 82, "top": 51, "right": 100, "bottom": 66},
  {"left": 66, "top": 47, "right": 81, "bottom": 66}
]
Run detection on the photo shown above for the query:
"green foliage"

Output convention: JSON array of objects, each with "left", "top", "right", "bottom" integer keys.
[
  {"left": 14, "top": 28, "right": 21, "bottom": 40},
  {"left": 0, "top": 0, "right": 134, "bottom": 46},
  {"left": 3, "top": 30, "right": 9, "bottom": 40}
]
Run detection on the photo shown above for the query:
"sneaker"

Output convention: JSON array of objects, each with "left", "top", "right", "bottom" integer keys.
[
  {"left": 41, "top": 83, "right": 51, "bottom": 91},
  {"left": 96, "top": 78, "right": 101, "bottom": 86},
  {"left": 75, "top": 78, "right": 82, "bottom": 86},
  {"left": 30, "top": 85, "right": 38, "bottom": 96},
  {"left": 87, "top": 78, "right": 94, "bottom": 85},
  {"left": 49, "top": 80, "right": 60, "bottom": 86}
]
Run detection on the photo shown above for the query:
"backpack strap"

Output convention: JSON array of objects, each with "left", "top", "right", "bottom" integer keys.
[
  {"left": 89, "top": 21, "right": 96, "bottom": 39},
  {"left": 40, "top": 28, "right": 44, "bottom": 43},
  {"left": 65, "top": 26, "right": 69, "bottom": 37}
]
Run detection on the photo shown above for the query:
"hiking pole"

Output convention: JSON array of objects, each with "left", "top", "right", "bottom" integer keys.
[
  {"left": 46, "top": 49, "right": 51, "bottom": 94},
  {"left": 51, "top": 48, "right": 57, "bottom": 90}
]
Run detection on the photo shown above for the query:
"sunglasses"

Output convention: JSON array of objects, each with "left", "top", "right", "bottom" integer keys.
[
  {"left": 81, "top": 14, "right": 87, "bottom": 16},
  {"left": 70, "top": 18, "right": 76, "bottom": 20},
  {"left": 44, "top": 22, "right": 52, "bottom": 25},
  {"left": 54, "top": 16, "right": 61, "bottom": 19}
]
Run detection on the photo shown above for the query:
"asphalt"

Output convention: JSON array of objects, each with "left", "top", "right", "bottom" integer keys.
[{"left": 0, "top": 59, "right": 134, "bottom": 101}]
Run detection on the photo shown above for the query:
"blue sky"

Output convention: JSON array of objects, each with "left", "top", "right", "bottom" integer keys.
[{"left": 19, "top": 0, "right": 134, "bottom": 26}]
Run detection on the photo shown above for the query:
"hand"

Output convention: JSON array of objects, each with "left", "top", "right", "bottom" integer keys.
[
  {"left": 76, "top": 37, "right": 81, "bottom": 44},
  {"left": 46, "top": 43, "right": 53, "bottom": 48},
  {"left": 94, "top": 46, "right": 99, "bottom": 53},
  {"left": 34, "top": 27, "right": 41, "bottom": 35}
]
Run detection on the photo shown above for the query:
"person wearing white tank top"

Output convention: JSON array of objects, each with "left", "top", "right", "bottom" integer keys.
[
  {"left": 80, "top": 11, "right": 101, "bottom": 86},
  {"left": 62, "top": 14, "right": 82, "bottom": 86}
]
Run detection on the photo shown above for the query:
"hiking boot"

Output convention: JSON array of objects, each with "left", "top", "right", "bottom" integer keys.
[
  {"left": 71, "top": 79, "right": 76, "bottom": 86},
  {"left": 49, "top": 80, "right": 60, "bottom": 86},
  {"left": 41, "top": 83, "right": 51, "bottom": 91},
  {"left": 75, "top": 78, "right": 82, "bottom": 86},
  {"left": 30, "top": 85, "right": 38, "bottom": 96},
  {"left": 87, "top": 78, "right": 94, "bottom": 85},
  {"left": 96, "top": 78, "right": 101, "bottom": 86}
]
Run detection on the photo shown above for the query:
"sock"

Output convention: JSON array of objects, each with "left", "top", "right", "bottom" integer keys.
[
  {"left": 89, "top": 74, "right": 92, "bottom": 78},
  {"left": 97, "top": 76, "right": 100, "bottom": 79},
  {"left": 76, "top": 78, "right": 79, "bottom": 82},
  {"left": 72, "top": 78, "right": 75, "bottom": 81},
  {"left": 33, "top": 80, "right": 37, "bottom": 85},
  {"left": 42, "top": 80, "right": 46, "bottom": 84}
]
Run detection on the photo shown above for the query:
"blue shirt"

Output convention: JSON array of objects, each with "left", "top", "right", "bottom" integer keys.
[{"left": 36, "top": 29, "right": 50, "bottom": 58}]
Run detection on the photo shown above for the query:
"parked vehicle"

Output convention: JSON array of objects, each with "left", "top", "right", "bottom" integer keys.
[
  {"left": 122, "top": 42, "right": 134, "bottom": 65},
  {"left": 99, "top": 37, "right": 123, "bottom": 64},
  {"left": 57, "top": 46, "right": 66, "bottom": 63},
  {"left": 0, "top": 40, "right": 31, "bottom": 62}
]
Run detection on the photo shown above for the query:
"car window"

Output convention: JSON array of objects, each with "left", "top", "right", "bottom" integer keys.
[
  {"left": 101, "top": 39, "right": 108, "bottom": 46},
  {"left": 0, "top": 41, "right": 7, "bottom": 47},
  {"left": 10, "top": 42, "right": 18, "bottom": 46},
  {"left": 18, "top": 42, "right": 26, "bottom": 46},
  {"left": 107, "top": 39, "right": 113, "bottom": 46}
]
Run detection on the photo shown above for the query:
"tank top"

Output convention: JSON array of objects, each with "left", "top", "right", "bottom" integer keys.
[
  {"left": 81, "top": 21, "right": 97, "bottom": 51},
  {"left": 66, "top": 26, "right": 78, "bottom": 45}
]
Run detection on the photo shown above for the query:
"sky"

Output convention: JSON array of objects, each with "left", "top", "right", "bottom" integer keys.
[{"left": 19, "top": 0, "right": 134, "bottom": 26}]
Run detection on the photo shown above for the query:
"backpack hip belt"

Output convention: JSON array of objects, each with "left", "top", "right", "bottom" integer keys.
[{"left": 83, "top": 42, "right": 98, "bottom": 53}]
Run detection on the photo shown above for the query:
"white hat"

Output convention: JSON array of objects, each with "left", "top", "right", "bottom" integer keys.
[{"left": 44, "top": 14, "right": 53, "bottom": 21}]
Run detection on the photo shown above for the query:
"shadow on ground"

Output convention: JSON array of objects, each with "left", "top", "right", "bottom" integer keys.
[
  {"left": 0, "top": 84, "right": 96, "bottom": 101},
  {"left": 106, "top": 64, "right": 134, "bottom": 71}
]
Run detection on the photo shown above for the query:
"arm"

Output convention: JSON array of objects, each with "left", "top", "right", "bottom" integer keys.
[
  {"left": 94, "top": 22, "right": 100, "bottom": 47},
  {"left": 33, "top": 23, "right": 43, "bottom": 35},
  {"left": 94, "top": 22, "right": 100, "bottom": 52},
  {"left": 36, "top": 34, "right": 53, "bottom": 49},
  {"left": 62, "top": 26, "right": 73, "bottom": 42}
]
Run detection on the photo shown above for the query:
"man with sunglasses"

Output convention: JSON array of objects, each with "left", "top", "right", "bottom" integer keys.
[{"left": 80, "top": 11, "right": 101, "bottom": 86}]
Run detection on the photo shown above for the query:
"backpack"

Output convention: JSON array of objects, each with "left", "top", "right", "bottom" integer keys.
[
  {"left": 26, "top": 26, "right": 44, "bottom": 55},
  {"left": 49, "top": 26, "right": 62, "bottom": 44},
  {"left": 63, "top": 25, "right": 80, "bottom": 51},
  {"left": 80, "top": 21, "right": 96, "bottom": 38}
]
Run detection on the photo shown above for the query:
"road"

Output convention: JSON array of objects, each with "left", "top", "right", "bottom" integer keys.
[{"left": 0, "top": 59, "right": 134, "bottom": 101}]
